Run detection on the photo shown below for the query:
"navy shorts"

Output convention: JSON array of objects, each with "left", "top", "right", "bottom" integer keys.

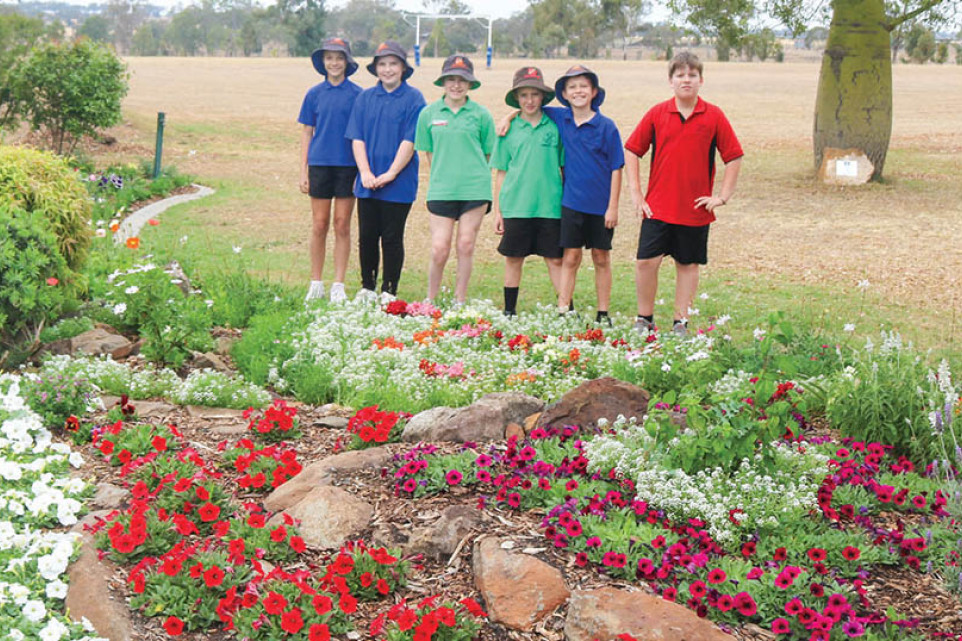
[
  {"left": 636, "top": 218, "right": 710, "bottom": 265},
  {"left": 427, "top": 200, "right": 492, "bottom": 220},
  {"left": 560, "top": 207, "right": 614, "bottom": 250},
  {"left": 309, "top": 165, "right": 357, "bottom": 199},
  {"left": 498, "top": 218, "right": 563, "bottom": 259}
]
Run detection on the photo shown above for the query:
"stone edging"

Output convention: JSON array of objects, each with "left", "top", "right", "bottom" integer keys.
[{"left": 116, "top": 183, "right": 215, "bottom": 241}]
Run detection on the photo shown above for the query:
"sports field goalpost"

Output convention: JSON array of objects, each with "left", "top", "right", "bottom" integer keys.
[{"left": 405, "top": 13, "right": 494, "bottom": 68}]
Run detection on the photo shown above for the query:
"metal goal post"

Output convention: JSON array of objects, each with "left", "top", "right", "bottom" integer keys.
[{"left": 406, "top": 13, "right": 494, "bottom": 68}]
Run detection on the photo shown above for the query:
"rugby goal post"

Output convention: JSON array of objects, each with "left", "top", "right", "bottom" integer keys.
[{"left": 405, "top": 12, "right": 494, "bottom": 68}]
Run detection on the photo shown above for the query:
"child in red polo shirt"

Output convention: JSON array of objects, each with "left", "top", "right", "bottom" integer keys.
[{"left": 625, "top": 51, "right": 743, "bottom": 337}]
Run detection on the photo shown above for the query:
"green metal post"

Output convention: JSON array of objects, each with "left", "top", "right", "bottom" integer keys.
[{"left": 153, "top": 112, "right": 166, "bottom": 179}]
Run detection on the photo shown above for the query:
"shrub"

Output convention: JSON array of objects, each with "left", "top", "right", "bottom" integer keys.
[
  {"left": 0, "top": 205, "right": 79, "bottom": 358},
  {"left": 0, "top": 145, "right": 92, "bottom": 270},
  {"left": 20, "top": 371, "right": 95, "bottom": 429},
  {"left": 0, "top": 13, "right": 45, "bottom": 130},
  {"left": 38, "top": 316, "right": 94, "bottom": 344},
  {"left": 11, "top": 38, "right": 128, "bottom": 154}
]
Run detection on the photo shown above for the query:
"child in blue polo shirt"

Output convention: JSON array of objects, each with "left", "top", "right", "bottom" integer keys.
[
  {"left": 299, "top": 37, "right": 363, "bottom": 304},
  {"left": 345, "top": 40, "right": 426, "bottom": 298},
  {"left": 499, "top": 65, "right": 624, "bottom": 323}
]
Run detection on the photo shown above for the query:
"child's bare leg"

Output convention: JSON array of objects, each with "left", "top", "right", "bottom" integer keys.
[
  {"left": 428, "top": 215, "right": 456, "bottom": 300},
  {"left": 331, "top": 197, "right": 354, "bottom": 284},
  {"left": 504, "top": 256, "right": 525, "bottom": 287},
  {"left": 544, "top": 257, "right": 563, "bottom": 296},
  {"left": 453, "top": 207, "right": 486, "bottom": 302},
  {"left": 310, "top": 198, "right": 333, "bottom": 281},
  {"left": 558, "top": 248, "right": 582, "bottom": 310},
  {"left": 635, "top": 256, "right": 663, "bottom": 316},
  {"left": 674, "top": 261, "right": 700, "bottom": 322},
  {"left": 591, "top": 248, "right": 611, "bottom": 311}
]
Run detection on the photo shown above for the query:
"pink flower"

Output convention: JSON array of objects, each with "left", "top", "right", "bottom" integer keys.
[
  {"left": 771, "top": 618, "right": 791, "bottom": 634},
  {"left": 445, "top": 470, "right": 463, "bottom": 485}
]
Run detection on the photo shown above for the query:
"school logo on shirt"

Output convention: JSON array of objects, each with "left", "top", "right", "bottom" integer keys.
[{"left": 431, "top": 119, "right": 449, "bottom": 127}]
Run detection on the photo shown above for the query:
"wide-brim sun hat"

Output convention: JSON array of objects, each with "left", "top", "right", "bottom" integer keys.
[
  {"left": 310, "top": 37, "right": 358, "bottom": 77},
  {"left": 434, "top": 53, "right": 480, "bottom": 89},
  {"left": 366, "top": 40, "right": 414, "bottom": 80},
  {"left": 505, "top": 66, "right": 554, "bottom": 108},
  {"left": 554, "top": 64, "right": 606, "bottom": 109}
]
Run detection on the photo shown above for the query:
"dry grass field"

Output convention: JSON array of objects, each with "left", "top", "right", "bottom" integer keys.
[{"left": 108, "top": 56, "right": 962, "bottom": 341}]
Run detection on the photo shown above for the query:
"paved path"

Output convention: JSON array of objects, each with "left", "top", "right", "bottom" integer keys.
[{"left": 116, "top": 184, "right": 214, "bottom": 242}]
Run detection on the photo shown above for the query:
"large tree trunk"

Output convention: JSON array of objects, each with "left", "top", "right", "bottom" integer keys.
[{"left": 813, "top": 0, "right": 892, "bottom": 180}]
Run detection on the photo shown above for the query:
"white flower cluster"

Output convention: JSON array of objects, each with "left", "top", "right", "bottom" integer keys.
[
  {"left": 585, "top": 414, "right": 830, "bottom": 545},
  {"left": 708, "top": 369, "right": 753, "bottom": 398},
  {"left": 0, "top": 375, "right": 106, "bottom": 641},
  {"left": 39, "top": 356, "right": 269, "bottom": 410},
  {"left": 274, "top": 299, "right": 722, "bottom": 410}
]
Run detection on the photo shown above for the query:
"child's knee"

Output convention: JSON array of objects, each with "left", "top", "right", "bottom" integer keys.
[{"left": 591, "top": 250, "right": 611, "bottom": 269}]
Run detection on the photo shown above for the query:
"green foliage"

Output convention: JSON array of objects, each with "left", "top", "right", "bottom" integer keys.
[
  {"left": 905, "top": 22, "right": 936, "bottom": 63},
  {"left": 79, "top": 162, "right": 193, "bottom": 224},
  {"left": 20, "top": 371, "right": 94, "bottom": 429},
  {"left": 12, "top": 38, "right": 129, "bottom": 154},
  {"left": 0, "top": 145, "right": 93, "bottom": 270},
  {"left": 0, "top": 205, "right": 78, "bottom": 357},
  {"left": 38, "top": 315, "right": 94, "bottom": 343},
  {"left": 78, "top": 14, "right": 111, "bottom": 42},
  {"left": 0, "top": 12, "right": 44, "bottom": 129}
]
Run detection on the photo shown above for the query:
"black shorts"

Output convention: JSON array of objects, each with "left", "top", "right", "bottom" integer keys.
[
  {"left": 560, "top": 207, "right": 613, "bottom": 250},
  {"left": 498, "top": 217, "right": 563, "bottom": 259},
  {"left": 636, "top": 218, "right": 710, "bottom": 265},
  {"left": 309, "top": 165, "right": 358, "bottom": 199},
  {"left": 427, "top": 200, "right": 491, "bottom": 220}
]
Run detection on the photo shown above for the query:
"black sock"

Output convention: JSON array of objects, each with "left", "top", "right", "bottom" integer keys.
[
  {"left": 638, "top": 314, "right": 653, "bottom": 324},
  {"left": 568, "top": 299, "right": 575, "bottom": 312},
  {"left": 673, "top": 319, "right": 687, "bottom": 328},
  {"left": 504, "top": 287, "right": 519, "bottom": 314},
  {"left": 596, "top": 311, "right": 609, "bottom": 322}
]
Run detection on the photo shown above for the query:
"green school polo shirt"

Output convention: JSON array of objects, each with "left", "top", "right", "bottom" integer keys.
[
  {"left": 415, "top": 97, "right": 496, "bottom": 201},
  {"left": 489, "top": 113, "right": 563, "bottom": 219}
]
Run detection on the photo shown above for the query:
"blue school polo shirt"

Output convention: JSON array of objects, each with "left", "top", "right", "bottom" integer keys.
[
  {"left": 544, "top": 106, "right": 625, "bottom": 216},
  {"left": 345, "top": 81, "right": 426, "bottom": 204},
  {"left": 297, "top": 79, "right": 363, "bottom": 167}
]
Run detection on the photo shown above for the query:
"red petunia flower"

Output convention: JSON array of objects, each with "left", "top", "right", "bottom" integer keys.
[
  {"left": 308, "top": 623, "right": 330, "bottom": 641},
  {"left": 204, "top": 566, "right": 225, "bottom": 588},
  {"left": 281, "top": 608, "right": 304, "bottom": 634},
  {"left": 163, "top": 616, "right": 185, "bottom": 636},
  {"left": 198, "top": 502, "right": 221, "bottom": 522},
  {"left": 263, "top": 591, "right": 288, "bottom": 615}
]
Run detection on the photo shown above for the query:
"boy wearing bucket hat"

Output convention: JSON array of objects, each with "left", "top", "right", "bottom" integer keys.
[
  {"left": 345, "top": 40, "right": 426, "bottom": 299},
  {"left": 625, "top": 52, "right": 743, "bottom": 337},
  {"left": 298, "top": 37, "right": 363, "bottom": 303},
  {"left": 415, "top": 54, "right": 496, "bottom": 303},
  {"left": 499, "top": 65, "right": 624, "bottom": 324},
  {"left": 490, "top": 67, "right": 564, "bottom": 316}
]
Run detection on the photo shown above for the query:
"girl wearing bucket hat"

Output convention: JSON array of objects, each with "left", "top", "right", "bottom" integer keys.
[
  {"left": 414, "top": 54, "right": 496, "bottom": 303},
  {"left": 298, "top": 37, "right": 362, "bottom": 303},
  {"left": 345, "top": 40, "right": 426, "bottom": 299}
]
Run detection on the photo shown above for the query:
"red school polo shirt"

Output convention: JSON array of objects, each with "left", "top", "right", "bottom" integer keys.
[{"left": 625, "top": 97, "right": 743, "bottom": 227}]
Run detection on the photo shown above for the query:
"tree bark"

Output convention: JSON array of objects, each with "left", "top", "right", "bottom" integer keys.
[{"left": 813, "top": 0, "right": 892, "bottom": 180}]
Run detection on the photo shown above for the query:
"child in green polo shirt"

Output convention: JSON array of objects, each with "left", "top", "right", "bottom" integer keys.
[
  {"left": 415, "top": 54, "right": 496, "bottom": 304},
  {"left": 490, "top": 67, "right": 564, "bottom": 316}
]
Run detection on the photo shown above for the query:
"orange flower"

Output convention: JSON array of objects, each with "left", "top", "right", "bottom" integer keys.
[
  {"left": 126, "top": 237, "right": 140, "bottom": 249},
  {"left": 147, "top": 218, "right": 160, "bottom": 226},
  {"left": 109, "top": 223, "right": 119, "bottom": 232},
  {"left": 46, "top": 277, "right": 59, "bottom": 286}
]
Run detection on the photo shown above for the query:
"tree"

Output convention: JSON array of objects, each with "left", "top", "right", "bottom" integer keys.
[
  {"left": 79, "top": 15, "right": 111, "bottom": 43},
  {"left": 669, "top": 0, "right": 960, "bottom": 180},
  {"left": 905, "top": 21, "right": 936, "bottom": 62},
  {"left": 601, "top": 0, "right": 648, "bottom": 60},
  {"left": 103, "top": 0, "right": 148, "bottom": 53},
  {"left": 131, "top": 20, "right": 166, "bottom": 55},
  {"left": 0, "top": 12, "right": 44, "bottom": 131},
  {"left": 13, "top": 39, "right": 129, "bottom": 155},
  {"left": 276, "top": 0, "right": 326, "bottom": 57}
]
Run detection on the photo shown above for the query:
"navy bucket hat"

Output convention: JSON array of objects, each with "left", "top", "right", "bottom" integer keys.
[
  {"left": 554, "top": 64, "right": 606, "bottom": 109},
  {"left": 310, "top": 37, "right": 359, "bottom": 77},
  {"left": 366, "top": 40, "right": 414, "bottom": 80}
]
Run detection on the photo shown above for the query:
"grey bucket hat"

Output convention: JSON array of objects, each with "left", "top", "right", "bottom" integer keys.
[
  {"left": 505, "top": 66, "right": 554, "bottom": 108},
  {"left": 434, "top": 54, "right": 480, "bottom": 89},
  {"left": 310, "top": 37, "right": 359, "bottom": 77},
  {"left": 366, "top": 40, "right": 414, "bottom": 80},
  {"left": 555, "top": 64, "right": 606, "bottom": 109}
]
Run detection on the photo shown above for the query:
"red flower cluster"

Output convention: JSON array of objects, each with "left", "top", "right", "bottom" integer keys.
[
  {"left": 370, "top": 595, "right": 486, "bottom": 639},
  {"left": 243, "top": 400, "right": 300, "bottom": 443},
  {"left": 227, "top": 438, "right": 302, "bottom": 491},
  {"left": 345, "top": 405, "right": 409, "bottom": 448}
]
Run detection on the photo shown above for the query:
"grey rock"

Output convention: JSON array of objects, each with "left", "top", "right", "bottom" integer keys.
[
  {"left": 402, "top": 392, "right": 543, "bottom": 443},
  {"left": 92, "top": 483, "right": 129, "bottom": 510},
  {"left": 406, "top": 504, "right": 482, "bottom": 561},
  {"left": 65, "top": 536, "right": 134, "bottom": 641},
  {"left": 70, "top": 328, "right": 132, "bottom": 359},
  {"left": 271, "top": 485, "right": 373, "bottom": 549}
]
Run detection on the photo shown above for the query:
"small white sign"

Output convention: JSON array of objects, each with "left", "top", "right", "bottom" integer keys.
[{"left": 835, "top": 159, "right": 858, "bottom": 177}]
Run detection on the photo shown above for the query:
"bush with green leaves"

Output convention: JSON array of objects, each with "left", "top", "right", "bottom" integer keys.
[
  {"left": 0, "top": 12, "right": 44, "bottom": 129},
  {"left": 0, "top": 206, "right": 80, "bottom": 360},
  {"left": 80, "top": 162, "right": 193, "bottom": 225},
  {"left": 11, "top": 38, "right": 128, "bottom": 155},
  {"left": 20, "top": 372, "right": 95, "bottom": 430},
  {"left": 0, "top": 145, "right": 92, "bottom": 271}
]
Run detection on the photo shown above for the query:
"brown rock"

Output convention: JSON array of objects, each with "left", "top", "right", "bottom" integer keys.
[
  {"left": 505, "top": 422, "right": 525, "bottom": 440},
  {"left": 189, "top": 351, "right": 232, "bottom": 373},
  {"left": 564, "top": 587, "right": 730, "bottom": 641},
  {"left": 524, "top": 412, "right": 542, "bottom": 432},
  {"left": 272, "top": 485, "right": 373, "bottom": 549},
  {"left": 92, "top": 483, "right": 129, "bottom": 510},
  {"left": 66, "top": 536, "right": 134, "bottom": 641},
  {"left": 263, "top": 447, "right": 391, "bottom": 512},
  {"left": 406, "top": 505, "right": 482, "bottom": 561},
  {"left": 314, "top": 415, "right": 350, "bottom": 429},
  {"left": 817, "top": 148, "right": 874, "bottom": 185},
  {"left": 402, "top": 392, "right": 544, "bottom": 443},
  {"left": 186, "top": 405, "right": 246, "bottom": 419},
  {"left": 538, "top": 377, "right": 649, "bottom": 430},
  {"left": 134, "top": 400, "right": 177, "bottom": 418},
  {"left": 473, "top": 536, "right": 569, "bottom": 629},
  {"left": 215, "top": 336, "right": 237, "bottom": 356},
  {"left": 70, "top": 328, "right": 132, "bottom": 359}
]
